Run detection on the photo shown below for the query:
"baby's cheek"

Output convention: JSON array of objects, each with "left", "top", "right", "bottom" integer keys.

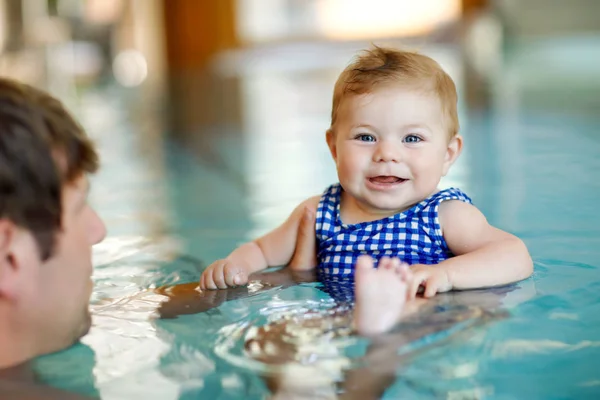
[{"left": 340, "top": 160, "right": 358, "bottom": 176}]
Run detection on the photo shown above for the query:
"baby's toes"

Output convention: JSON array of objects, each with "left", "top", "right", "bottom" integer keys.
[
  {"left": 356, "top": 255, "right": 375, "bottom": 272},
  {"left": 396, "top": 263, "right": 412, "bottom": 282},
  {"left": 390, "top": 258, "right": 402, "bottom": 270},
  {"left": 378, "top": 256, "right": 393, "bottom": 270}
]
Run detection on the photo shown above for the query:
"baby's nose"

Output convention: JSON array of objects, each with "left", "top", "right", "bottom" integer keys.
[{"left": 373, "top": 142, "right": 401, "bottom": 162}]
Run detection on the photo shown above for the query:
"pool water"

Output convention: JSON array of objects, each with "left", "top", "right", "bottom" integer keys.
[{"left": 33, "top": 39, "right": 600, "bottom": 399}]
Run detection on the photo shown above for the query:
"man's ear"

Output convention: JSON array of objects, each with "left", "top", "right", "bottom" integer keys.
[
  {"left": 442, "top": 134, "right": 463, "bottom": 176},
  {"left": 326, "top": 129, "right": 337, "bottom": 162},
  {"left": 0, "top": 220, "right": 19, "bottom": 300}
]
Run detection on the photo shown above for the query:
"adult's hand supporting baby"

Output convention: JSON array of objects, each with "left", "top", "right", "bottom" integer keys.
[{"left": 288, "top": 206, "right": 318, "bottom": 271}]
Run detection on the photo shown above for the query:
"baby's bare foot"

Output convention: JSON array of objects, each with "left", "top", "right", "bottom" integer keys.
[{"left": 353, "top": 256, "right": 411, "bottom": 336}]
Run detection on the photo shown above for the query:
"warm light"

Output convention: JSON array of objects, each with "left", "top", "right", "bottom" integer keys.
[
  {"left": 84, "top": 0, "right": 123, "bottom": 24},
  {"left": 315, "top": 0, "right": 461, "bottom": 40}
]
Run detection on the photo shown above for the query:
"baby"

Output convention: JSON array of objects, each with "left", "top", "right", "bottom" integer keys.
[{"left": 199, "top": 46, "right": 533, "bottom": 335}]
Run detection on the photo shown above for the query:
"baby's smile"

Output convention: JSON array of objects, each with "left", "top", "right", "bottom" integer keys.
[{"left": 366, "top": 175, "right": 408, "bottom": 190}]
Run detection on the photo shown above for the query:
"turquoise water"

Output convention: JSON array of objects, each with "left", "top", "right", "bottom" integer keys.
[{"left": 33, "top": 40, "right": 600, "bottom": 399}]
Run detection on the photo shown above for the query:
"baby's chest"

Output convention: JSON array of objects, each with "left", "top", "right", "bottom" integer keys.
[{"left": 318, "top": 222, "right": 436, "bottom": 251}]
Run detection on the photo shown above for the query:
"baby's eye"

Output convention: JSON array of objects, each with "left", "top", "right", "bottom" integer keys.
[
  {"left": 355, "top": 134, "right": 375, "bottom": 142},
  {"left": 403, "top": 134, "right": 422, "bottom": 143}
]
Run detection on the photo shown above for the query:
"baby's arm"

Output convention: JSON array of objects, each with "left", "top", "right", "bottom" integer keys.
[
  {"left": 199, "top": 196, "right": 321, "bottom": 290},
  {"left": 407, "top": 200, "right": 533, "bottom": 298}
]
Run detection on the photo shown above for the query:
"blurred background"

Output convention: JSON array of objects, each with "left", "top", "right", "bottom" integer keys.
[
  {"left": 0, "top": 0, "right": 599, "bottom": 281},
  {"left": 4, "top": 1, "right": 600, "bottom": 399},
  {"left": 1, "top": 0, "right": 599, "bottom": 264}
]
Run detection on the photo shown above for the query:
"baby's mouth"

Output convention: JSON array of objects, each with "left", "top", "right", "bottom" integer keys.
[{"left": 368, "top": 176, "right": 407, "bottom": 184}]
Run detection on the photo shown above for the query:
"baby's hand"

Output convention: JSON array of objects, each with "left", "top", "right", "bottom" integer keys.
[
  {"left": 199, "top": 259, "right": 249, "bottom": 290},
  {"left": 407, "top": 264, "right": 452, "bottom": 299}
]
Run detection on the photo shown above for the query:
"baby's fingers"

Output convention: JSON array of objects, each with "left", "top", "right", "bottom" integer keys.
[
  {"left": 199, "top": 272, "right": 206, "bottom": 290},
  {"left": 212, "top": 263, "right": 230, "bottom": 289},
  {"left": 407, "top": 271, "right": 426, "bottom": 300},
  {"left": 199, "top": 267, "right": 213, "bottom": 290},
  {"left": 200, "top": 267, "right": 218, "bottom": 290},
  {"left": 200, "top": 261, "right": 226, "bottom": 290},
  {"left": 422, "top": 276, "right": 441, "bottom": 298},
  {"left": 224, "top": 266, "right": 248, "bottom": 287}
]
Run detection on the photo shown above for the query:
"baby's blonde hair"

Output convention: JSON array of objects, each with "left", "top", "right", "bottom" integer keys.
[{"left": 330, "top": 46, "right": 459, "bottom": 137}]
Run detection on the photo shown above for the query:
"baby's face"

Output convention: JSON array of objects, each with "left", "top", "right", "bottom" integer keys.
[{"left": 327, "top": 86, "right": 461, "bottom": 216}]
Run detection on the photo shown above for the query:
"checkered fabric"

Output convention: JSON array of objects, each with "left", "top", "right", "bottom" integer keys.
[
  {"left": 316, "top": 272, "right": 357, "bottom": 304},
  {"left": 315, "top": 183, "right": 472, "bottom": 283}
]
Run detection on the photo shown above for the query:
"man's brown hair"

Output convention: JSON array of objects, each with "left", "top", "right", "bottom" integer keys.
[
  {"left": 0, "top": 78, "right": 99, "bottom": 260},
  {"left": 330, "top": 46, "right": 459, "bottom": 137}
]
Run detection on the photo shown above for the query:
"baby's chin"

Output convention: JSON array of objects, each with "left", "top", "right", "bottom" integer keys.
[{"left": 361, "top": 192, "right": 419, "bottom": 211}]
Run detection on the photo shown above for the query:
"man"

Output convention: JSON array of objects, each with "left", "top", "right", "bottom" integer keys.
[
  {"left": 0, "top": 76, "right": 318, "bottom": 398},
  {"left": 0, "top": 78, "right": 106, "bottom": 397}
]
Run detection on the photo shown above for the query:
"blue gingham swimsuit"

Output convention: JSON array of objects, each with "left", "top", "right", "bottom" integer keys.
[{"left": 315, "top": 183, "right": 472, "bottom": 283}]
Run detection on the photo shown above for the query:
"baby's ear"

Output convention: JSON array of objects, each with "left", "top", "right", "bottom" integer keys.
[
  {"left": 442, "top": 134, "right": 463, "bottom": 176},
  {"left": 326, "top": 129, "right": 337, "bottom": 161}
]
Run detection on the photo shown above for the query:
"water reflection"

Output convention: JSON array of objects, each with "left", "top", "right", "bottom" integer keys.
[
  {"left": 34, "top": 343, "right": 99, "bottom": 399},
  {"left": 149, "top": 268, "right": 536, "bottom": 399},
  {"left": 85, "top": 247, "right": 198, "bottom": 399},
  {"left": 205, "top": 280, "right": 524, "bottom": 399}
]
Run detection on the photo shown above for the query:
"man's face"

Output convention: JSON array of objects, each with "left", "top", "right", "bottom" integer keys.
[{"left": 22, "top": 175, "right": 106, "bottom": 355}]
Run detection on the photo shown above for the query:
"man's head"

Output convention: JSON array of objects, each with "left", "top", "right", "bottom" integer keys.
[{"left": 0, "top": 78, "right": 106, "bottom": 367}]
